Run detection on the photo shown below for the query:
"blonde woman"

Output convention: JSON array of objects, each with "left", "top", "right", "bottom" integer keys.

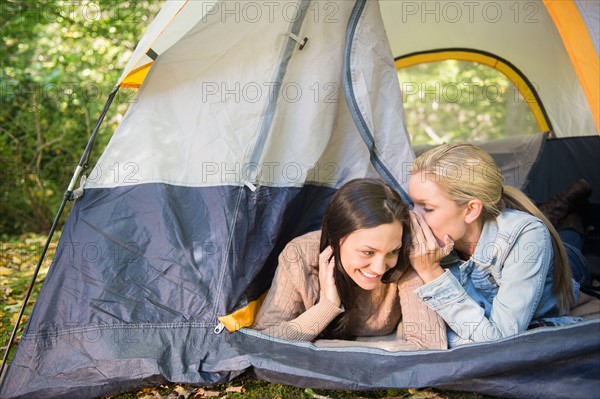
[{"left": 407, "top": 143, "right": 591, "bottom": 346}]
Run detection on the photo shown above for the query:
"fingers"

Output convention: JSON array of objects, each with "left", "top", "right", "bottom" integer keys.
[
  {"left": 318, "top": 246, "right": 335, "bottom": 281},
  {"left": 407, "top": 213, "right": 450, "bottom": 283},
  {"left": 318, "top": 246, "right": 341, "bottom": 307},
  {"left": 409, "top": 212, "right": 425, "bottom": 246},
  {"left": 319, "top": 245, "right": 333, "bottom": 260},
  {"left": 415, "top": 212, "right": 438, "bottom": 251},
  {"left": 442, "top": 234, "right": 455, "bottom": 256},
  {"left": 410, "top": 211, "right": 436, "bottom": 251}
]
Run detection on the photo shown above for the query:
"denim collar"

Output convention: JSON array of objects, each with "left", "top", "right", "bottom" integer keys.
[{"left": 471, "top": 217, "right": 499, "bottom": 267}]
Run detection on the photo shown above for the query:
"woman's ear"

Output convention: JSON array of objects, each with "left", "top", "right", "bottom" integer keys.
[{"left": 464, "top": 199, "right": 483, "bottom": 224}]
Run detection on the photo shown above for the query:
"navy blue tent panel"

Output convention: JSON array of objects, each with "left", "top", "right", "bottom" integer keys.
[
  {"left": 524, "top": 135, "right": 600, "bottom": 274},
  {"left": 525, "top": 135, "right": 600, "bottom": 205},
  {"left": 0, "top": 183, "right": 333, "bottom": 399},
  {"left": 235, "top": 320, "right": 600, "bottom": 398}
]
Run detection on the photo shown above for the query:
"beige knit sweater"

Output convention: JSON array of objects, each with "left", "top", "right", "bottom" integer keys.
[{"left": 252, "top": 231, "right": 447, "bottom": 350}]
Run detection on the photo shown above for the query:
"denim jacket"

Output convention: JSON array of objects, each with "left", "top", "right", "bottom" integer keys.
[{"left": 414, "top": 209, "right": 581, "bottom": 346}]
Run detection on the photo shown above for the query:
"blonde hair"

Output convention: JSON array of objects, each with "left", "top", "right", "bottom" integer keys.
[{"left": 412, "top": 143, "right": 574, "bottom": 314}]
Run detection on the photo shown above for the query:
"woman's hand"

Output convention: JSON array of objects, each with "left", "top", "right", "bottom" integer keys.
[
  {"left": 318, "top": 246, "right": 342, "bottom": 308},
  {"left": 409, "top": 211, "right": 453, "bottom": 283}
]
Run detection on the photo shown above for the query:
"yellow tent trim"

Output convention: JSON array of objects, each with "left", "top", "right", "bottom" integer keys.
[
  {"left": 116, "top": 0, "right": 189, "bottom": 89},
  {"left": 395, "top": 51, "right": 550, "bottom": 132},
  {"left": 495, "top": 59, "right": 549, "bottom": 133},
  {"left": 543, "top": 0, "right": 600, "bottom": 135},
  {"left": 119, "top": 62, "right": 153, "bottom": 89},
  {"left": 218, "top": 293, "right": 266, "bottom": 332}
]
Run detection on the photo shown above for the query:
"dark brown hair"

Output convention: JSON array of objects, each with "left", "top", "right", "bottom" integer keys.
[{"left": 319, "top": 178, "right": 411, "bottom": 339}]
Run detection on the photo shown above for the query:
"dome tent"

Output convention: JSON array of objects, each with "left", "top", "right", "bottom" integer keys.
[{"left": 1, "top": 1, "right": 598, "bottom": 398}]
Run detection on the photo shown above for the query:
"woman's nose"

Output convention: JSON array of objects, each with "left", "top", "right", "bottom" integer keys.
[{"left": 372, "top": 256, "right": 387, "bottom": 274}]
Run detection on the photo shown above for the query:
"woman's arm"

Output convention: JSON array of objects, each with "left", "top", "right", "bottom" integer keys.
[
  {"left": 395, "top": 268, "right": 448, "bottom": 349},
  {"left": 414, "top": 221, "right": 552, "bottom": 343},
  {"left": 251, "top": 238, "right": 343, "bottom": 341},
  {"left": 315, "top": 269, "right": 448, "bottom": 351}
]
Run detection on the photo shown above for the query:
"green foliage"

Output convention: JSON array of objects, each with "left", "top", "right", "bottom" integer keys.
[
  {"left": 1, "top": 0, "right": 163, "bottom": 234},
  {"left": 398, "top": 60, "right": 539, "bottom": 146},
  {"left": 0, "top": 233, "right": 57, "bottom": 363}
]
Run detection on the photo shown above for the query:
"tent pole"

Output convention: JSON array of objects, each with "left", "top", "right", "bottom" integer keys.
[{"left": 0, "top": 86, "right": 120, "bottom": 386}]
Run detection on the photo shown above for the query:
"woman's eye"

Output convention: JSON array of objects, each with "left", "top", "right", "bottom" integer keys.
[
  {"left": 362, "top": 251, "right": 374, "bottom": 256},
  {"left": 414, "top": 204, "right": 432, "bottom": 213}
]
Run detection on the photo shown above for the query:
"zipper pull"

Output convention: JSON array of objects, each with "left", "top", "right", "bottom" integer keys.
[{"left": 214, "top": 321, "right": 225, "bottom": 334}]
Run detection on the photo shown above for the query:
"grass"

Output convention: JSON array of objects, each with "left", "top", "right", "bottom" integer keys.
[
  {"left": 100, "top": 372, "right": 493, "bottom": 399},
  {"left": 1, "top": 233, "right": 497, "bottom": 399}
]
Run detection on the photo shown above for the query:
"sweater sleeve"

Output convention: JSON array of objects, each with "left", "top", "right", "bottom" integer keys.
[
  {"left": 317, "top": 269, "right": 448, "bottom": 351},
  {"left": 251, "top": 235, "right": 343, "bottom": 341},
  {"left": 395, "top": 268, "right": 447, "bottom": 349}
]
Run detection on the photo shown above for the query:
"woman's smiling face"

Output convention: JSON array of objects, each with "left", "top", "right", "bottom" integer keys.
[{"left": 338, "top": 221, "right": 404, "bottom": 290}]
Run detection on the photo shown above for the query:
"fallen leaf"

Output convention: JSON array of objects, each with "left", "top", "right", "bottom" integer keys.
[
  {"left": 225, "top": 385, "right": 244, "bottom": 393},
  {"left": 10, "top": 313, "right": 27, "bottom": 325},
  {"left": 407, "top": 388, "right": 444, "bottom": 398},
  {"left": 193, "top": 388, "right": 221, "bottom": 398},
  {"left": 173, "top": 385, "right": 193, "bottom": 398},
  {"left": 136, "top": 387, "right": 163, "bottom": 399},
  {"left": 303, "top": 388, "right": 333, "bottom": 399}
]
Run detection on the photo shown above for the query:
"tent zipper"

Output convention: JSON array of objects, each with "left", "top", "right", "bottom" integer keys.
[
  {"left": 243, "top": 0, "right": 312, "bottom": 188},
  {"left": 210, "top": 0, "right": 313, "bottom": 326},
  {"left": 214, "top": 321, "right": 225, "bottom": 334}
]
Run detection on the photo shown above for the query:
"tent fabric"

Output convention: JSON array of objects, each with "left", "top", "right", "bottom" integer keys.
[
  {"left": 119, "top": 0, "right": 600, "bottom": 137},
  {"left": 93, "top": 0, "right": 412, "bottom": 191},
  {"left": 413, "top": 132, "right": 546, "bottom": 190},
  {"left": 2, "top": 1, "right": 600, "bottom": 399},
  {"left": 382, "top": 0, "right": 599, "bottom": 137},
  {"left": 575, "top": 0, "right": 600, "bottom": 55},
  {"left": 543, "top": 0, "right": 600, "bottom": 132},
  {"left": 524, "top": 134, "right": 600, "bottom": 205},
  {"left": 117, "top": 0, "right": 191, "bottom": 88},
  {"left": 237, "top": 319, "right": 600, "bottom": 398}
]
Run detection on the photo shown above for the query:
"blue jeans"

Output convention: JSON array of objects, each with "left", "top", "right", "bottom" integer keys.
[{"left": 559, "top": 229, "right": 591, "bottom": 286}]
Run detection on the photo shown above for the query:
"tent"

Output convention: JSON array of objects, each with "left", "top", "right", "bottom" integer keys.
[{"left": 1, "top": 1, "right": 599, "bottom": 398}]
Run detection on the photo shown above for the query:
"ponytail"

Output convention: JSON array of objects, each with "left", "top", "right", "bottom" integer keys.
[{"left": 502, "top": 186, "right": 574, "bottom": 314}]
